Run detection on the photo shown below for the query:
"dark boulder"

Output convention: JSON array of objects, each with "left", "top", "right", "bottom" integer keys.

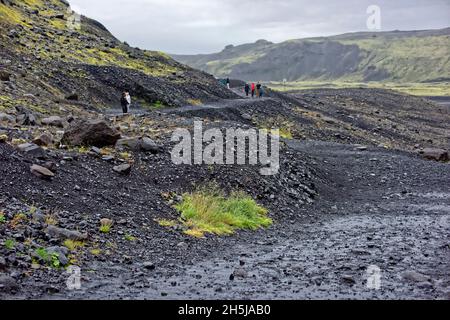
[
  {"left": 113, "top": 164, "right": 132, "bottom": 175},
  {"left": 62, "top": 119, "right": 121, "bottom": 147},
  {"left": 46, "top": 225, "right": 88, "bottom": 241},
  {"left": 65, "top": 93, "right": 79, "bottom": 101},
  {"left": 420, "top": 148, "right": 449, "bottom": 162},
  {"left": 18, "top": 143, "right": 45, "bottom": 157},
  {"left": 0, "top": 275, "right": 18, "bottom": 293},
  {"left": 30, "top": 164, "right": 55, "bottom": 180},
  {"left": 33, "top": 133, "right": 54, "bottom": 146},
  {"left": 41, "top": 116, "right": 65, "bottom": 128},
  {"left": 0, "top": 70, "right": 11, "bottom": 81},
  {"left": 116, "top": 136, "right": 162, "bottom": 154},
  {"left": 16, "top": 113, "right": 38, "bottom": 126}
]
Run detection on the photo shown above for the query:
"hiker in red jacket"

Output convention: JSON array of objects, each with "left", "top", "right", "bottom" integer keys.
[{"left": 251, "top": 83, "right": 256, "bottom": 98}]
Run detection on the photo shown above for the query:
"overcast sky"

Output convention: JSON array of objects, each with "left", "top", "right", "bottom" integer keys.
[{"left": 68, "top": 0, "right": 450, "bottom": 54}]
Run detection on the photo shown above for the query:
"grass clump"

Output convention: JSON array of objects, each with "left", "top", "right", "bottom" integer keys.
[
  {"left": 34, "top": 248, "right": 61, "bottom": 268},
  {"left": 5, "top": 239, "right": 15, "bottom": 250},
  {"left": 0, "top": 212, "right": 6, "bottom": 223},
  {"left": 174, "top": 184, "right": 272, "bottom": 238},
  {"left": 64, "top": 240, "right": 85, "bottom": 251},
  {"left": 124, "top": 234, "right": 137, "bottom": 242},
  {"left": 99, "top": 220, "right": 113, "bottom": 233},
  {"left": 156, "top": 219, "right": 178, "bottom": 228},
  {"left": 90, "top": 248, "right": 102, "bottom": 256}
]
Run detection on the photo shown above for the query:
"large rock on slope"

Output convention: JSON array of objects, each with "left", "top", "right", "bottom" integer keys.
[
  {"left": 41, "top": 116, "right": 65, "bottom": 128},
  {"left": 116, "top": 136, "right": 162, "bottom": 153},
  {"left": 62, "top": 119, "right": 121, "bottom": 147},
  {"left": 420, "top": 148, "right": 449, "bottom": 162}
]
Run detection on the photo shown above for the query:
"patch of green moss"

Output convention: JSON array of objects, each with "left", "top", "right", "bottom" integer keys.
[
  {"left": 0, "top": 95, "right": 48, "bottom": 114},
  {"left": 0, "top": 4, "right": 26, "bottom": 25}
]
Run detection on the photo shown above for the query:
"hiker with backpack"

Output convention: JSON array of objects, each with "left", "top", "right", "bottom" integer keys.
[
  {"left": 244, "top": 83, "right": 250, "bottom": 97},
  {"left": 256, "top": 82, "right": 262, "bottom": 98},
  {"left": 121, "top": 91, "right": 131, "bottom": 114},
  {"left": 251, "top": 83, "right": 256, "bottom": 98},
  {"left": 226, "top": 78, "right": 230, "bottom": 89}
]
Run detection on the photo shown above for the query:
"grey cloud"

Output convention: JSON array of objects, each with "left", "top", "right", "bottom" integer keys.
[{"left": 69, "top": 0, "right": 450, "bottom": 54}]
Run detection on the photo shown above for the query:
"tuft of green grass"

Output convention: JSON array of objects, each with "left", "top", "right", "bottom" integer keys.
[
  {"left": 90, "top": 248, "right": 102, "bottom": 256},
  {"left": 156, "top": 219, "right": 178, "bottom": 228},
  {"left": 64, "top": 240, "right": 85, "bottom": 251},
  {"left": 124, "top": 234, "right": 137, "bottom": 242},
  {"left": 99, "top": 220, "right": 113, "bottom": 233},
  {"left": 34, "top": 248, "right": 61, "bottom": 268},
  {"left": 0, "top": 212, "right": 6, "bottom": 224},
  {"left": 35, "top": 248, "right": 49, "bottom": 261},
  {"left": 174, "top": 184, "right": 272, "bottom": 238},
  {"left": 5, "top": 239, "right": 15, "bottom": 250},
  {"left": 50, "top": 253, "right": 60, "bottom": 268}
]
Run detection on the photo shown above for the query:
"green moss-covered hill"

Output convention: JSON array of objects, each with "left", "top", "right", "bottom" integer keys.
[
  {"left": 172, "top": 29, "right": 450, "bottom": 83},
  {"left": 0, "top": 0, "right": 236, "bottom": 115}
]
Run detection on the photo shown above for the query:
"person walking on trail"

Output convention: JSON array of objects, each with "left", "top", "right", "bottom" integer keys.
[
  {"left": 244, "top": 83, "right": 250, "bottom": 97},
  {"left": 125, "top": 92, "right": 131, "bottom": 109},
  {"left": 120, "top": 92, "right": 129, "bottom": 114},
  {"left": 251, "top": 82, "right": 256, "bottom": 98},
  {"left": 226, "top": 78, "right": 230, "bottom": 89},
  {"left": 256, "top": 82, "right": 262, "bottom": 98},
  {"left": 259, "top": 85, "right": 265, "bottom": 98}
]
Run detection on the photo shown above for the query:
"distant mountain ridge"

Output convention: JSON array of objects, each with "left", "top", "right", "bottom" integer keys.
[{"left": 172, "top": 28, "right": 450, "bottom": 83}]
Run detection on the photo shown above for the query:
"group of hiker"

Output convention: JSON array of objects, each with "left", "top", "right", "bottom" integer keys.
[
  {"left": 244, "top": 82, "right": 264, "bottom": 98},
  {"left": 120, "top": 78, "right": 265, "bottom": 114},
  {"left": 224, "top": 78, "right": 265, "bottom": 98}
]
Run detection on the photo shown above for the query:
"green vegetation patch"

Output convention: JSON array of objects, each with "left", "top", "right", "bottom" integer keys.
[
  {"left": 268, "top": 81, "right": 450, "bottom": 96},
  {"left": 174, "top": 184, "right": 272, "bottom": 238}
]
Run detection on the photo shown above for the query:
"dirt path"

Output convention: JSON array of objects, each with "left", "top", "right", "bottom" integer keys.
[{"left": 46, "top": 140, "right": 450, "bottom": 300}]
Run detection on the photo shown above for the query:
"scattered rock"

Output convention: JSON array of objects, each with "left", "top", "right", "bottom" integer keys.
[
  {"left": 65, "top": 93, "right": 79, "bottom": 101},
  {"left": 0, "top": 256, "right": 7, "bottom": 271},
  {"left": 241, "top": 113, "right": 253, "bottom": 121},
  {"left": 342, "top": 275, "right": 356, "bottom": 285},
  {"left": 102, "top": 155, "right": 114, "bottom": 162},
  {"left": 141, "top": 137, "right": 162, "bottom": 154},
  {"left": 113, "top": 164, "right": 131, "bottom": 175},
  {"left": 42, "top": 161, "right": 57, "bottom": 172},
  {"left": 420, "top": 148, "right": 449, "bottom": 162},
  {"left": 18, "top": 143, "right": 45, "bottom": 157},
  {"left": 33, "top": 133, "right": 54, "bottom": 146},
  {"left": 116, "top": 137, "right": 141, "bottom": 151},
  {"left": 0, "top": 134, "right": 7, "bottom": 143},
  {"left": 143, "top": 262, "right": 156, "bottom": 270},
  {"left": 46, "top": 225, "right": 88, "bottom": 241},
  {"left": 0, "top": 275, "right": 18, "bottom": 293},
  {"left": 30, "top": 164, "right": 55, "bottom": 179},
  {"left": 62, "top": 119, "right": 121, "bottom": 147},
  {"left": 41, "top": 116, "right": 64, "bottom": 128},
  {"left": 116, "top": 137, "right": 162, "bottom": 153},
  {"left": 90, "top": 146, "right": 102, "bottom": 155},
  {"left": 53, "top": 13, "right": 65, "bottom": 20},
  {"left": 0, "top": 113, "right": 15, "bottom": 123},
  {"left": 16, "top": 112, "right": 38, "bottom": 126},
  {"left": 0, "top": 70, "right": 11, "bottom": 81},
  {"left": 232, "top": 268, "right": 248, "bottom": 279},
  {"left": 401, "top": 271, "right": 430, "bottom": 283}
]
